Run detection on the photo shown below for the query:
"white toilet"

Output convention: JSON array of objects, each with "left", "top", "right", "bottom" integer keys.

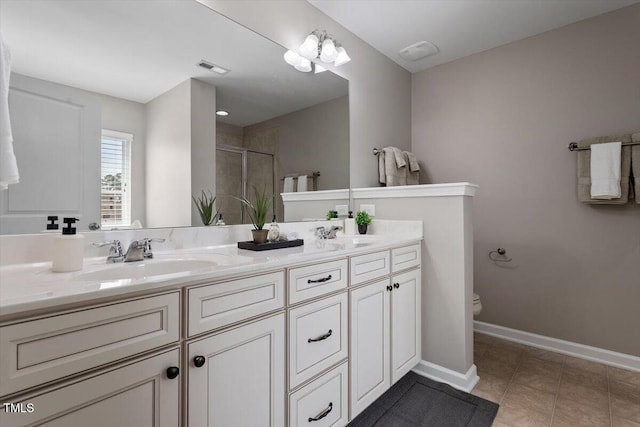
[{"left": 473, "top": 293, "right": 482, "bottom": 316}]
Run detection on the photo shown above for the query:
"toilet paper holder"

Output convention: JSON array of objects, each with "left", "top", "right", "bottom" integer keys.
[{"left": 489, "top": 248, "right": 512, "bottom": 263}]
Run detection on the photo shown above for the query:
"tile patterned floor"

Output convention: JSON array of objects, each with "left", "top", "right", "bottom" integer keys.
[{"left": 471, "top": 333, "right": 640, "bottom": 427}]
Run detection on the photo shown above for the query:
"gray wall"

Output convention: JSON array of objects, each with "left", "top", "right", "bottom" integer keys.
[
  {"left": 248, "top": 95, "right": 350, "bottom": 192},
  {"left": 190, "top": 79, "right": 217, "bottom": 226},
  {"left": 197, "top": 0, "right": 412, "bottom": 188},
  {"left": 412, "top": 4, "right": 640, "bottom": 356},
  {"left": 146, "top": 80, "right": 192, "bottom": 228}
]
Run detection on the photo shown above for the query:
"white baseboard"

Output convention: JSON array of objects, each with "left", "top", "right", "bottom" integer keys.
[
  {"left": 412, "top": 361, "right": 479, "bottom": 392},
  {"left": 474, "top": 321, "right": 640, "bottom": 372}
]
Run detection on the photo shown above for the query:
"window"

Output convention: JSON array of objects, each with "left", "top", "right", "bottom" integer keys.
[{"left": 101, "top": 130, "right": 132, "bottom": 228}]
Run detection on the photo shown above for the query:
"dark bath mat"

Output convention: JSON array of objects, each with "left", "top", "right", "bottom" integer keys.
[{"left": 348, "top": 372, "right": 498, "bottom": 427}]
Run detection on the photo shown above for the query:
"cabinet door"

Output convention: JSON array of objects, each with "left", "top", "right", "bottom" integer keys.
[
  {"left": 391, "top": 269, "right": 421, "bottom": 384},
  {"left": 349, "top": 280, "right": 390, "bottom": 419},
  {"left": 0, "top": 349, "right": 180, "bottom": 427},
  {"left": 187, "top": 314, "right": 285, "bottom": 427}
]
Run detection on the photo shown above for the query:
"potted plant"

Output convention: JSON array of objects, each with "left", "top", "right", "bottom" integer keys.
[
  {"left": 192, "top": 190, "right": 219, "bottom": 226},
  {"left": 326, "top": 210, "right": 338, "bottom": 220},
  {"left": 237, "top": 186, "right": 272, "bottom": 243},
  {"left": 355, "top": 210, "right": 371, "bottom": 235}
]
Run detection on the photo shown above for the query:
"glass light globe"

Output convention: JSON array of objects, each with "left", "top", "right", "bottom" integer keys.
[
  {"left": 283, "top": 50, "right": 302, "bottom": 66},
  {"left": 299, "top": 34, "right": 319, "bottom": 60},
  {"left": 319, "top": 38, "right": 337, "bottom": 63},
  {"left": 294, "top": 57, "right": 312, "bottom": 72},
  {"left": 334, "top": 46, "right": 351, "bottom": 66}
]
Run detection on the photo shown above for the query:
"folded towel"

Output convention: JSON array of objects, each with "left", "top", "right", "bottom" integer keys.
[
  {"left": 283, "top": 176, "right": 295, "bottom": 193},
  {"left": 391, "top": 147, "right": 406, "bottom": 168},
  {"left": 590, "top": 142, "right": 621, "bottom": 199},
  {"left": 296, "top": 175, "right": 307, "bottom": 192},
  {"left": 577, "top": 134, "right": 631, "bottom": 204},
  {"left": 633, "top": 133, "right": 640, "bottom": 204},
  {"left": 404, "top": 151, "right": 420, "bottom": 185},
  {"left": 404, "top": 151, "right": 420, "bottom": 172},
  {"left": 381, "top": 147, "right": 406, "bottom": 186},
  {"left": 378, "top": 149, "right": 387, "bottom": 184},
  {"left": 0, "top": 32, "right": 19, "bottom": 190}
]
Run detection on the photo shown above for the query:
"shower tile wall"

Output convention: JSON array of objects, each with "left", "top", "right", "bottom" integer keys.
[{"left": 216, "top": 124, "right": 280, "bottom": 224}]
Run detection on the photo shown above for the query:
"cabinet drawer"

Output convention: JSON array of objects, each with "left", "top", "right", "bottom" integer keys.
[
  {"left": 350, "top": 250, "right": 390, "bottom": 285},
  {"left": 288, "top": 259, "right": 348, "bottom": 304},
  {"left": 391, "top": 243, "right": 421, "bottom": 272},
  {"left": 289, "top": 361, "right": 348, "bottom": 427},
  {"left": 0, "top": 292, "right": 180, "bottom": 397},
  {"left": 289, "top": 293, "right": 348, "bottom": 389},
  {"left": 187, "top": 271, "right": 284, "bottom": 337}
]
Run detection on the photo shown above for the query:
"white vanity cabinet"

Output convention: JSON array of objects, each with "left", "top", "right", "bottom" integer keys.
[
  {"left": 349, "top": 249, "right": 422, "bottom": 419},
  {"left": 0, "top": 239, "right": 423, "bottom": 427},
  {"left": 187, "top": 313, "right": 285, "bottom": 427},
  {"left": 0, "top": 348, "right": 181, "bottom": 427}
]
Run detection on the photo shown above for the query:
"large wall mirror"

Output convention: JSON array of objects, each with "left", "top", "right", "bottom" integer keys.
[{"left": 0, "top": 0, "right": 349, "bottom": 235}]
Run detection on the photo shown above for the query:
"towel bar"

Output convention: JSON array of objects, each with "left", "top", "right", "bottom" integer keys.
[
  {"left": 280, "top": 171, "right": 320, "bottom": 181},
  {"left": 568, "top": 141, "right": 638, "bottom": 151}
]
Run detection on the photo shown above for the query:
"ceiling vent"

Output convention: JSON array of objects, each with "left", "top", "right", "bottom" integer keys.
[
  {"left": 197, "top": 60, "right": 230, "bottom": 75},
  {"left": 398, "top": 41, "right": 439, "bottom": 62}
]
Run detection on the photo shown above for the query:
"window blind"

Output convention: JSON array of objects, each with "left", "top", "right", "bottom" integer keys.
[{"left": 101, "top": 130, "right": 132, "bottom": 228}]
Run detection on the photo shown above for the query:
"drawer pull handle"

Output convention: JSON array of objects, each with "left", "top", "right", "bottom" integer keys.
[
  {"left": 193, "top": 355, "right": 206, "bottom": 368},
  {"left": 394, "top": 282, "right": 400, "bottom": 289},
  {"left": 307, "top": 274, "right": 332, "bottom": 284},
  {"left": 386, "top": 285, "right": 393, "bottom": 292},
  {"left": 308, "top": 329, "right": 332, "bottom": 343},
  {"left": 308, "top": 402, "right": 333, "bottom": 422},
  {"left": 166, "top": 366, "right": 180, "bottom": 379}
]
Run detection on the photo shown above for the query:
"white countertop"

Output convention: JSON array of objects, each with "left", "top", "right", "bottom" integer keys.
[{"left": 0, "top": 234, "right": 421, "bottom": 319}]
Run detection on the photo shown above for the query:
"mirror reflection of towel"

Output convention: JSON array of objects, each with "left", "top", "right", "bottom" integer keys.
[
  {"left": 0, "top": 32, "right": 19, "bottom": 189},
  {"left": 283, "top": 176, "right": 295, "bottom": 193},
  {"left": 296, "top": 175, "right": 307, "bottom": 192}
]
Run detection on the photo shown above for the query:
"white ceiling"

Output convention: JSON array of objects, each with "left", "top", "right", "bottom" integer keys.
[
  {"left": 307, "top": 0, "right": 639, "bottom": 73},
  {"left": 1, "top": 0, "right": 347, "bottom": 127}
]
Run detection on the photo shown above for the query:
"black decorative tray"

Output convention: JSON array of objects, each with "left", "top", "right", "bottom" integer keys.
[{"left": 237, "top": 239, "right": 304, "bottom": 251}]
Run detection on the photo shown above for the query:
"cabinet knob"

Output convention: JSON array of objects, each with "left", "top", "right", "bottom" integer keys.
[
  {"left": 386, "top": 285, "right": 393, "bottom": 292},
  {"left": 166, "top": 366, "right": 180, "bottom": 379},
  {"left": 394, "top": 282, "right": 400, "bottom": 289},
  {"left": 193, "top": 355, "right": 206, "bottom": 368}
]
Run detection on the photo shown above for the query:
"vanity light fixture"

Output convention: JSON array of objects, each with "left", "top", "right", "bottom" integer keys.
[
  {"left": 283, "top": 29, "right": 350, "bottom": 73},
  {"left": 216, "top": 110, "right": 229, "bottom": 116}
]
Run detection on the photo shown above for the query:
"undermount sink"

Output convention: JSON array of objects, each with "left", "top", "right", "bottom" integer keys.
[
  {"left": 329, "top": 236, "right": 379, "bottom": 249},
  {"left": 74, "top": 259, "right": 216, "bottom": 282}
]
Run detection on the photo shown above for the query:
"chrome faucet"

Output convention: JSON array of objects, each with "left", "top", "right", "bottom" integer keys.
[
  {"left": 315, "top": 226, "right": 343, "bottom": 239},
  {"left": 92, "top": 240, "right": 124, "bottom": 263},
  {"left": 123, "top": 238, "right": 166, "bottom": 262},
  {"left": 93, "top": 238, "right": 165, "bottom": 263}
]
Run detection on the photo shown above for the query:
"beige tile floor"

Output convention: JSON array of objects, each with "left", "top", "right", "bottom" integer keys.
[{"left": 471, "top": 333, "right": 640, "bottom": 427}]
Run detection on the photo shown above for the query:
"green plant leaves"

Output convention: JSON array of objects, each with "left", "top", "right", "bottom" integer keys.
[{"left": 192, "top": 190, "right": 219, "bottom": 226}]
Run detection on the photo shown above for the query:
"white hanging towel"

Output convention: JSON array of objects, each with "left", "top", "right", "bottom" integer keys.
[
  {"left": 590, "top": 141, "right": 621, "bottom": 199},
  {"left": 283, "top": 176, "right": 295, "bottom": 192},
  {"left": 296, "top": 175, "right": 307, "bottom": 192},
  {"left": 0, "top": 32, "right": 19, "bottom": 190}
]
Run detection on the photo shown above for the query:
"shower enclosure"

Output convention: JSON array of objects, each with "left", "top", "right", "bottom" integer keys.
[{"left": 216, "top": 145, "right": 276, "bottom": 225}]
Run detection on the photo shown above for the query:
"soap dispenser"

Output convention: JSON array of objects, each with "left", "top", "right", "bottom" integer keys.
[
  {"left": 267, "top": 215, "right": 280, "bottom": 242},
  {"left": 52, "top": 217, "right": 85, "bottom": 272},
  {"left": 344, "top": 211, "right": 356, "bottom": 235}
]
